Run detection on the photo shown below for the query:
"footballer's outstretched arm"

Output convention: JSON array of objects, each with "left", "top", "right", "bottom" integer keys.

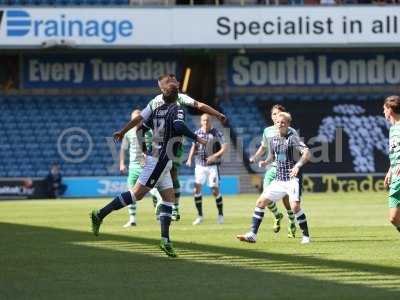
[
  {"left": 119, "top": 137, "right": 128, "bottom": 173},
  {"left": 259, "top": 152, "right": 275, "bottom": 168},
  {"left": 174, "top": 120, "right": 207, "bottom": 145},
  {"left": 113, "top": 114, "right": 143, "bottom": 142},
  {"left": 250, "top": 145, "right": 266, "bottom": 163},
  {"left": 193, "top": 100, "right": 227, "bottom": 125}
]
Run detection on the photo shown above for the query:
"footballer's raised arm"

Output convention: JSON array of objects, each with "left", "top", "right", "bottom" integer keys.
[
  {"left": 179, "top": 93, "right": 227, "bottom": 125},
  {"left": 113, "top": 104, "right": 152, "bottom": 142},
  {"left": 195, "top": 101, "right": 227, "bottom": 124}
]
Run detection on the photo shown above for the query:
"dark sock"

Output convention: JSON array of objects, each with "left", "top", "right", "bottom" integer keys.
[
  {"left": 174, "top": 180, "right": 180, "bottom": 210},
  {"left": 295, "top": 210, "right": 309, "bottom": 237},
  {"left": 159, "top": 202, "right": 173, "bottom": 241},
  {"left": 251, "top": 207, "right": 265, "bottom": 234},
  {"left": 215, "top": 194, "right": 223, "bottom": 216},
  {"left": 396, "top": 225, "right": 400, "bottom": 233},
  {"left": 194, "top": 193, "right": 203, "bottom": 216},
  {"left": 98, "top": 191, "right": 133, "bottom": 219},
  {"left": 152, "top": 196, "right": 158, "bottom": 208}
]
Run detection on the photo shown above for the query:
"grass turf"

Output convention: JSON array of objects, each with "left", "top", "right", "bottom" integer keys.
[{"left": 0, "top": 192, "right": 399, "bottom": 300}]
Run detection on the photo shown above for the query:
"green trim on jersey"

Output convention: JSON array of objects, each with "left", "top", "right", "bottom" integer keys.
[
  {"left": 389, "top": 123, "right": 400, "bottom": 183},
  {"left": 144, "top": 130, "right": 153, "bottom": 154},
  {"left": 148, "top": 93, "right": 195, "bottom": 111},
  {"left": 263, "top": 167, "right": 277, "bottom": 191},
  {"left": 389, "top": 180, "right": 400, "bottom": 208},
  {"left": 388, "top": 124, "right": 400, "bottom": 208}
]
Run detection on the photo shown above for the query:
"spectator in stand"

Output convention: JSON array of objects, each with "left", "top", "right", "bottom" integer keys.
[{"left": 45, "top": 162, "right": 67, "bottom": 198}]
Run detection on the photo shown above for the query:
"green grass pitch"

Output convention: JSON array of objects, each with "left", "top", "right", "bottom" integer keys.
[{"left": 1, "top": 192, "right": 399, "bottom": 300}]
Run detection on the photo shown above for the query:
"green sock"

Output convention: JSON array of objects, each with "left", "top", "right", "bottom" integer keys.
[
  {"left": 287, "top": 210, "right": 296, "bottom": 224},
  {"left": 267, "top": 202, "right": 280, "bottom": 219}
]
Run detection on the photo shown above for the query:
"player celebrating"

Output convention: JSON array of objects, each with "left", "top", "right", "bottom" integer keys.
[
  {"left": 237, "top": 112, "right": 311, "bottom": 244},
  {"left": 186, "top": 114, "right": 228, "bottom": 225},
  {"left": 383, "top": 95, "right": 400, "bottom": 233},
  {"left": 91, "top": 78, "right": 206, "bottom": 257},
  {"left": 250, "top": 104, "right": 297, "bottom": 238},
  {"left": 141, "top": 74, "right": 227, "bottom": 221},
  {"left": 120, "top": 109, "right": 162, "bottom": 227}
]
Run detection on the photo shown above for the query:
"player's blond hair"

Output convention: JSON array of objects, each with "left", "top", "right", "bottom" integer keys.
[
  {"left": 277, "top": 112, "right": 292, "bottom": 123},
  {"left": 384, "top": 95, "right": 400, "bottom": 114}
]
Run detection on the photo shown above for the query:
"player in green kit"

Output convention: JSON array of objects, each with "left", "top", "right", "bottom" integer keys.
[
  {"left": 383, "top": 95, "right": 400, "bottom": 233},
  {"left": 120, "top": 109, "right": 162, "bottom": 227},
  {"left": 249, "top": 105, "right": 297, "bottom": 238}
]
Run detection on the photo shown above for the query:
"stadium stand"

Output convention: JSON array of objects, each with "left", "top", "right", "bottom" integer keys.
[
  {"left": 0, "top": 95, "right": 196, "bottom": 178},
  {"left": 221, "top": 93, "right": 391, "bottom": 158}
]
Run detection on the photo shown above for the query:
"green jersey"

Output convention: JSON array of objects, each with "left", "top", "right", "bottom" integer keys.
[
  {"left": 261, "top": 125, "right": 298, "bottom": 166},
  {"left": 122, "top": 128, "right": 152, "bottom": 169},
  {"left": 144, "top": 93, "right": 195, "bottom": 112},
  {"left": 389, "top": 123, "right": 400, "bottom": 183}
]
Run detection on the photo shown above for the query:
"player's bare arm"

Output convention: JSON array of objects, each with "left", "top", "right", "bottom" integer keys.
[
  {"left": 384, "top": 167, "right": 392, "bottom": 189},
  {"left": 119, "top": 145, "right": 127, "bottom": 174},
  {"left": 174, "top": 118, "right": 207, "bottom": 146},
  {"left": 113, "top": 114, "right": 143, "bottom": 142},
  {"left": 206, "top": 143, "right": 228, "bottom": 165},
  {"left": 259, "top": 152, "right": 275, "bottom": 168},
  {"left": 186, "top": 143, "right": 196, "bottom": 167},
  {"left": 290, "top": 148, "right": 311, "bottom": 178},
  {"left": 193, "top": 100, "right": 227, "bottom": 125},
  {"left": 249, "top": 145, "right": 266, "bottom": 163}
]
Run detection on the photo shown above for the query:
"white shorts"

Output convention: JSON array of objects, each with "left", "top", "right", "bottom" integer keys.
[
  {"left": 195, "top": 164, "right": 220, "bottom": 188},
  {"left": 138, "top": 155, "right": 173, "bottom": 191},
  {"left": 262, "top": 178, "right": 301, "bottom": 203}
]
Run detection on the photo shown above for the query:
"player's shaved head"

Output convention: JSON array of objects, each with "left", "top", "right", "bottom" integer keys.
[
  {"left": 158, "top": 74, "right": 176, "bottom": 81},
  {"left": 201, "top": 113, "right": 211, "bottom": 120},
  {"left": 384, "top": 95, "right": 400, "bottom": 114},
  {"left": 201, "top": 113, "right": 212, "bottom": 131},
  {"left": 158, "top": 74, "right": 180, "bottom": 92}
]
